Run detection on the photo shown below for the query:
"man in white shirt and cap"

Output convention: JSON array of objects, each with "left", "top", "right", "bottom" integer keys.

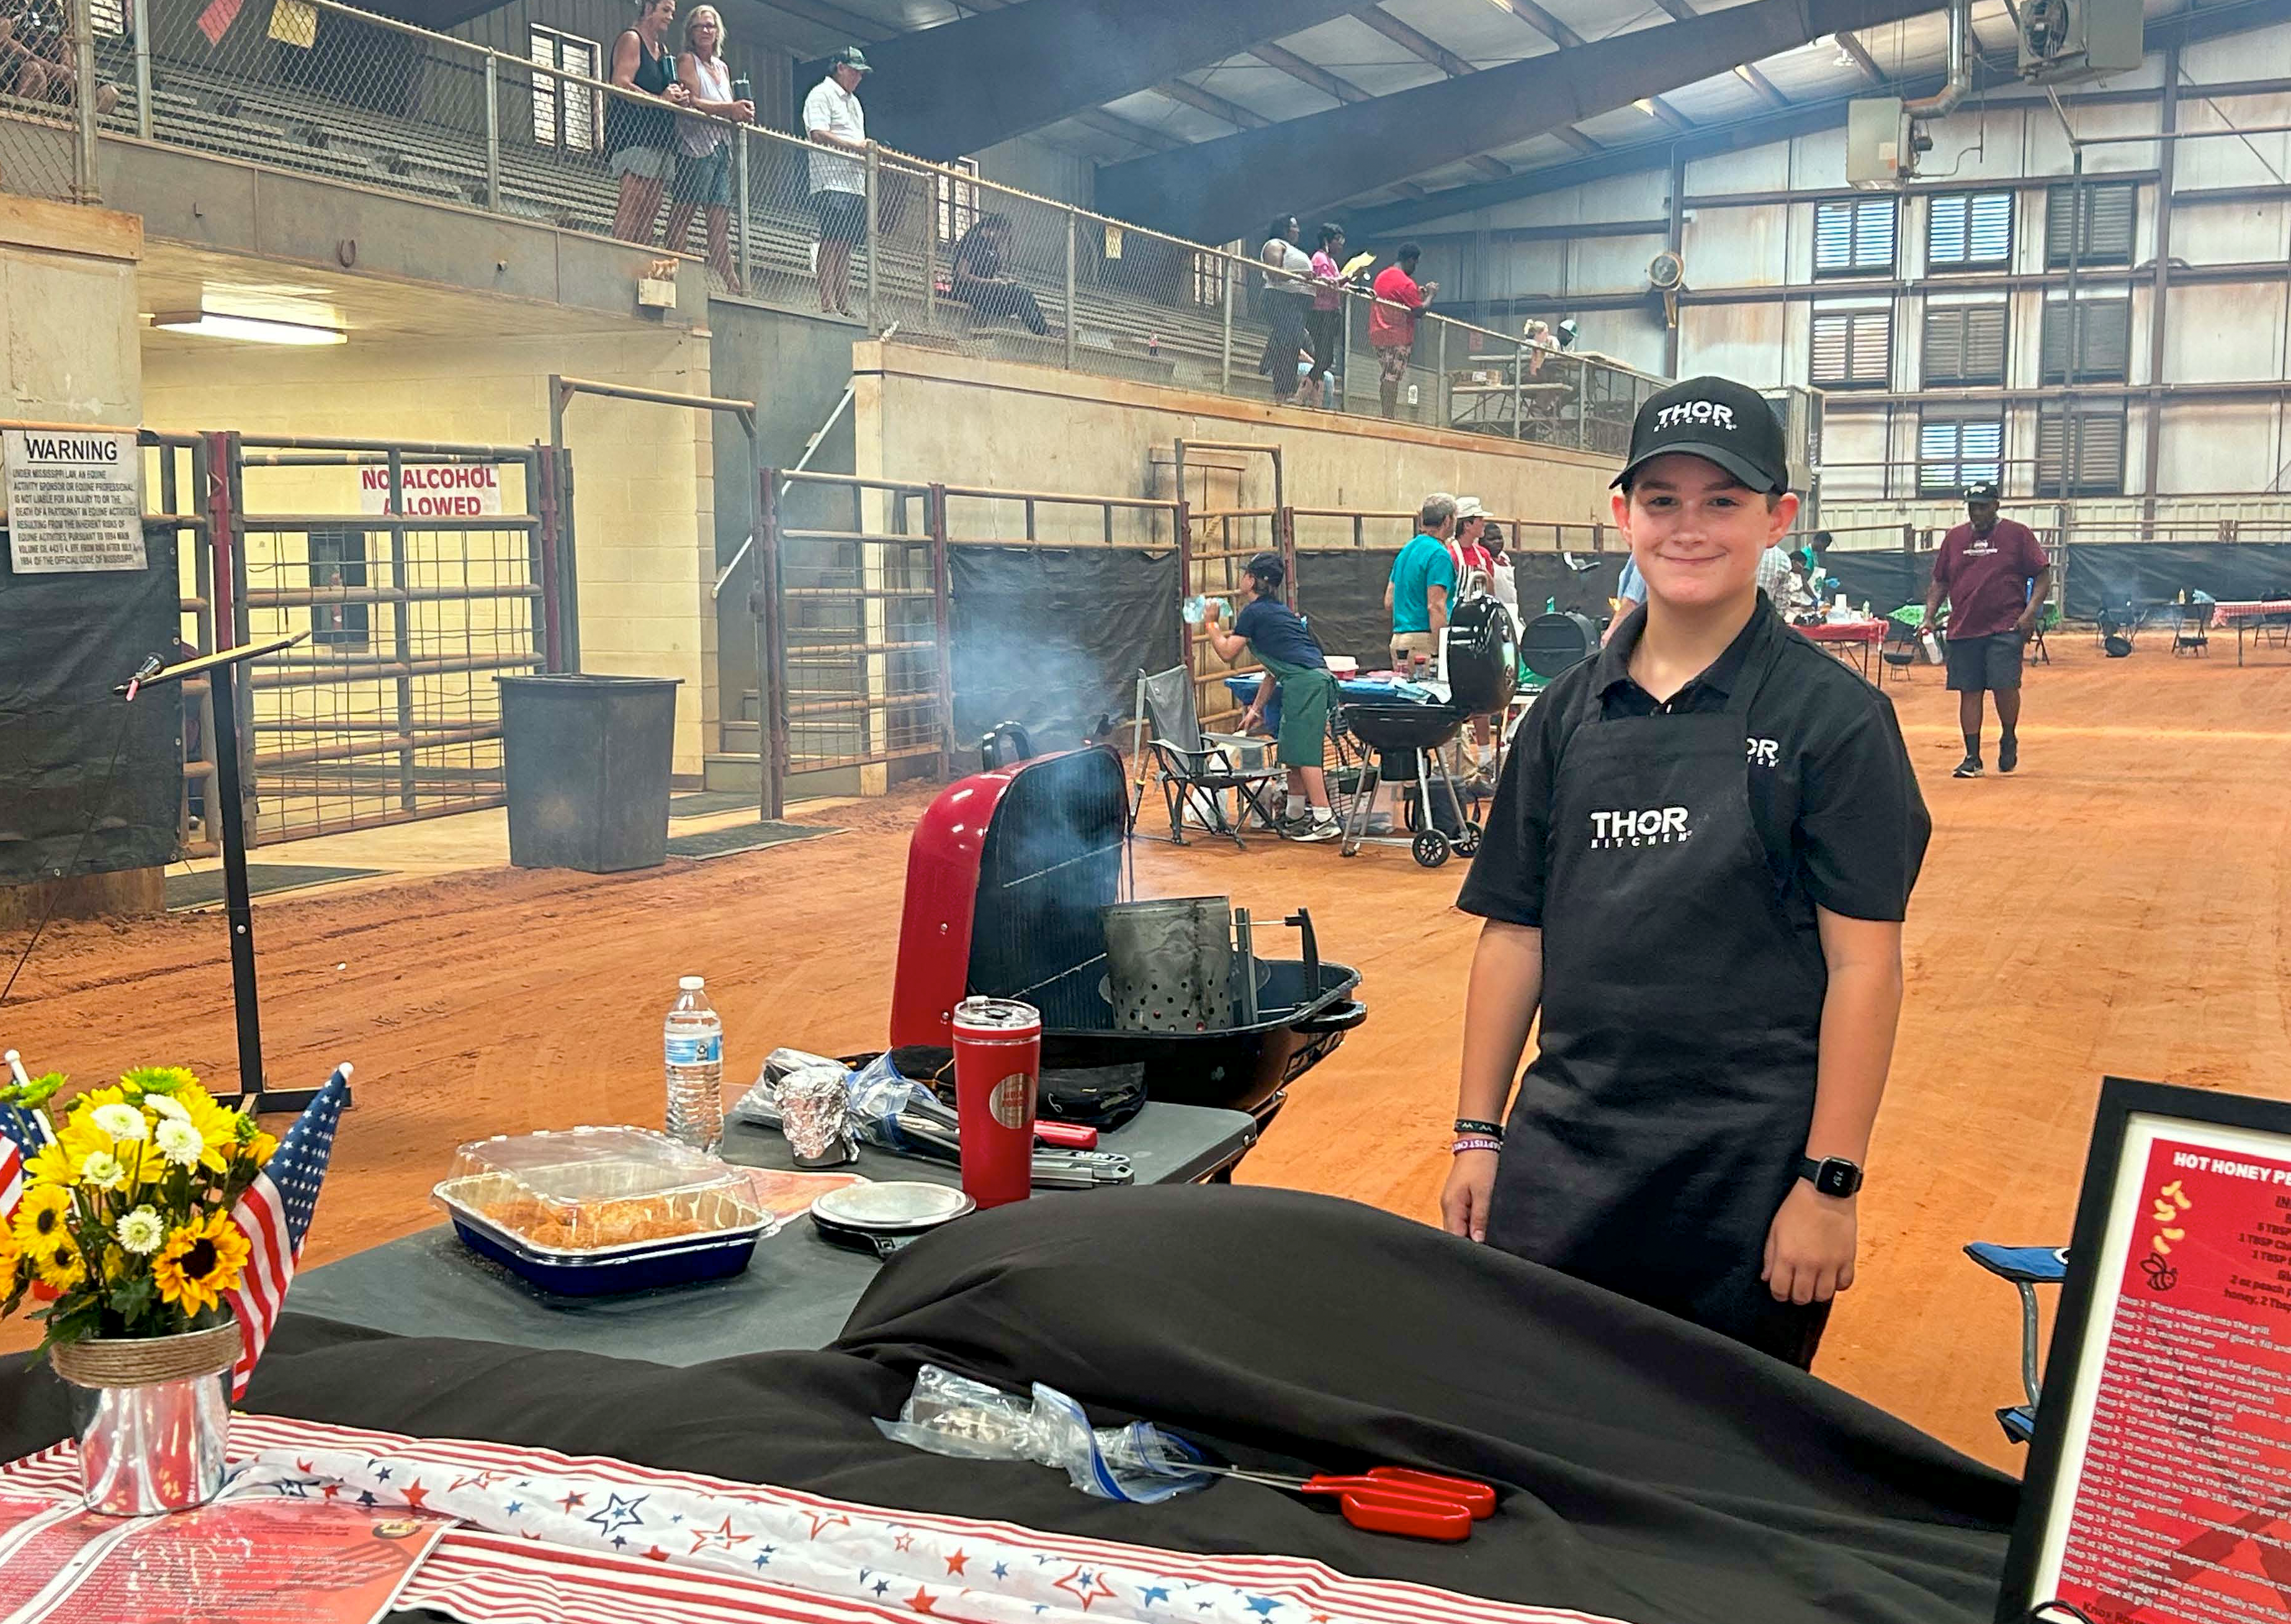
[{"left": 802, "top": 46, "right": 870, "bottom": 316}]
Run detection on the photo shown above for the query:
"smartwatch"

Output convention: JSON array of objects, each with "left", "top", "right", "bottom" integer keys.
[{"left": 1798, "top": 1155, "right": 1864, "bottom": 1199}]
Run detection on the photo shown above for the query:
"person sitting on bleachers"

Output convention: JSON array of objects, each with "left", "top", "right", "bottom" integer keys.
[
  {"left": 605, "top": 0, "right": 691, "bottom": 248},
  {"left": 0, "top": 0, "right": 117, "bottom": 115},
  {"left": 948, "top": 213, "right": 1048, "bottom": 336},
  {"left": 666, "top": 4, "right": 752, "bottom": 295}
]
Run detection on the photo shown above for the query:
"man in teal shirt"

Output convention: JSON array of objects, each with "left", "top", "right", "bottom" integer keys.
[{"left": 1387, "top": 491, "right": 1459, "bottom": 673}]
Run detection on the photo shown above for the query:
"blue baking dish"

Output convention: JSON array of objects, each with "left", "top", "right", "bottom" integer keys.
[{"left": 446, "top": 1210, "right": 767, "bottom": 1295}]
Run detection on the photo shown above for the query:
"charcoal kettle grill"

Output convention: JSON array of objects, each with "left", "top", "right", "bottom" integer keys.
[
  {"left": 1340, "top": 596, "right": 1520, "bottom": 869},
  {"left": 890, "top": 745, "right": 1365, "bottom": 1121}
]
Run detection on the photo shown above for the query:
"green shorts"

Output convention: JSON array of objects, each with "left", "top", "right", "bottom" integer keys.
[{"left": 1265, "top": 663, "right": 1336, "bottom": 768}]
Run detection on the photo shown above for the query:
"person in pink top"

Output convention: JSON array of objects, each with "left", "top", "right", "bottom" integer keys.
[
  {"left": 1369, "top": 243, "right": 1437, "bottom": 419},
  {"left": 1303, "top": 223, "right": 1355, "bottom": 409}
]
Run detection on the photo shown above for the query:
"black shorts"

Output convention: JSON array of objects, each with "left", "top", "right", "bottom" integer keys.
[
  {"left": 811, "top": 190, "right": 866, "bottom": 245},
  {"left": 1944, "top": 632, "right": 2025, "bottom": 692}
]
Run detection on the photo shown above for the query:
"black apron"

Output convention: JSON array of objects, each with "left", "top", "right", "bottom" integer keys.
[{"left": 1484, "top": 626, "right": 1831, "bottom": 1366}]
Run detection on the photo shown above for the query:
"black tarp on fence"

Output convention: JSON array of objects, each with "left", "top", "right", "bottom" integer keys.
[
  {"left": 949, "top": 545, "right": 1180, "bottom": 766},
  {"left": 1298, "top": 547, "right": 1623, "bottom": 663},
  {"left": 2062, "top": 542, "right": 2291, "bottom": 621},
  {"left": 0, "top": 525, "right": 182, "bottom": 885},
  {"left": 1822, "top": 551, "right": 1935, "bottom": 618}
]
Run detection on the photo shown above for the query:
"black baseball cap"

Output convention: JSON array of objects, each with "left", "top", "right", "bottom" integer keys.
[
  {"left": 829, "top": 45, "right": 871, "bottom": 72},
  {"left": 1963, "top": 480, "right": 2001, "bottom": 500},
  {"left": 1244, "top": 550, "right": 1285, "bottom": 588},
  {"left": 1612, "top": 375, "right": 1790, "bottom": 496}
]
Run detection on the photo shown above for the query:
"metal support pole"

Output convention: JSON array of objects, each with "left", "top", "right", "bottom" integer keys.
[
  {"left": 755, "top": 468, "right": 787, "bottom": 819},
  {"left": 385, "top": 448, "right": 416, "bottom": 814},
  {"left": 736, "top": 130, "right": 751, "bottom": 295},
  {"left": 482, "top": 54, "right": 501, "bottom": 212},
  {"left": 545, "top": 375, "right": 581, "bottom": 668},
  {"left": 927, "top": 482, "right": 954, "bottom": 782},
  {"left": 1338, "top": 297, "right": 1350, "bottom": 414},
  {"left": 1435, "top": 322, "right": 1448, "bottom": 431},
  {"left": 202, "top": 432, "right": 262, "bottom": 1100},
  {"left": 2062, "top": 147, "right": 2084, "bottom": 500},
  {"left": 131, "top": 0, "right": 151, "bottom": 140},
  {"left": 1221, "top": 251, "right": 1235, "bottom": 396},
  {"left": 1664, "top": 144, "right": 1686, "bottom": 379},
  {"left": 1512, "top": 339, "right": 1525, "bottom": 442},
  {"left": 1064, "top": 213, "right": 1078, "bottom": 372},
  {"left": 921, "top": 163, "right": 936, "bottom": 326},
  {"left": 863, "top": 143, "right": 881, "bottom": 333},
  {"left": 2142, "top": 49, "right": 2179, "bottom": 518},
  {"left": 71, "top": 0, "right": 99, "bottom": 202}
]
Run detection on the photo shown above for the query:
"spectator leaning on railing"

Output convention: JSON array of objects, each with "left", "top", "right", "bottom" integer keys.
[
  {"left": 804, "top": 45, "right": 871, "bottom": 318},
  {"left": 0, "top": 0, "right": 119, "bottom": 117},
  {"left": 1368, "top": 243, "right": 1437, "bottom": 419},
  {"left": 1304, "top": 223, "right": 1358, "bottom": 409},
  {"left": 606, "top": 0, "right": 691, "bottom": 248},
  {"left": 666, "top": 4, "right": 753, "bottom": 295},
  {"left": 1258, "top": 215, "right": 1314, "bottom": 407}
]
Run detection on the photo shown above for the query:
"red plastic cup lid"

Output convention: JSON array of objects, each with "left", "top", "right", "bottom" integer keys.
[{"left": 953, "top": 997, "right": 1041, "bottom": 1034}]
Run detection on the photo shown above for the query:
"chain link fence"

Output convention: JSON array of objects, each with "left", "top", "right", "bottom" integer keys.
[
  {"left": 5, "top": 0, "right": 1670, "bottom": 416},
  {"left": 0, "top": 0, "right": 106, "bottom": 202}
]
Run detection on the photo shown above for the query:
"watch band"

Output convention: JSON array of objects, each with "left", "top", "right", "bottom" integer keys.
[{"left": 1798, "top": 1155, "right": 1864, "bottom": 1198}]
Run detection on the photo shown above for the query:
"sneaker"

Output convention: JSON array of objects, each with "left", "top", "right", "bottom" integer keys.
[
  {"left": 1364, "top": 814, "right": 1397, "bottom": 837},
  {"left": 1998, "top": 737, "right": 2019, "bottom": 774},
  {"left": 1284, "top": 817, "right": 1342, "bottom": 843},
  {"left": 1952, "top": 755, "right": 1984, "bottom": 779}
]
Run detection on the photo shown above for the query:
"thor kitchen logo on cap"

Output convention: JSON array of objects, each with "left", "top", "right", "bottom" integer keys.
[
  {"left": 1653, "top": 400, "right": 1737, "bottom": 432},
  {"left": 1590, "top": 807, "right": 1692, "bottom": 848}
]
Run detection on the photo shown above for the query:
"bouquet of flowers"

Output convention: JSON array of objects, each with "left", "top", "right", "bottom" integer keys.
[{"left": 2, "top": 1066, "right": 277, "bottom": 1353}]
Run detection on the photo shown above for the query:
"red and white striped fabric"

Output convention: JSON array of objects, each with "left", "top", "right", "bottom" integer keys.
[
  {"left": 3, "top": 1415, "right": 1631, "bottom": 1624},
  {"left": 0, "top": 1140, "right": 19, "bottom": 1222},
  {"left": 2206, "top": 601, "right": 2291, "bottom": 624},
  {"left": 225, "top": 1171, "right": 292, "bottom": 1399}
]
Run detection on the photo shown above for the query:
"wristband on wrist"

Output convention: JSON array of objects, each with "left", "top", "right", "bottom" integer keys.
[
  {"left": 1451, "top": 1136, "right": 1502, "bottom": 1155},
  {"left": 1453, "top": 1118, "right": 1505, "bottom": 1141}
]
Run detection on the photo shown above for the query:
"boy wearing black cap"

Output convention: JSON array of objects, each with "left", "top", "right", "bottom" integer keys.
[
  {"left": 1201, "top": 554, "right": 1342, "bottom": 842},
  {"left": 1924, "top": 482, "right": 2050, "bottom": 778},
  {"left": 1441, "top": 376, "right": 1930, "bottom": 1368}
]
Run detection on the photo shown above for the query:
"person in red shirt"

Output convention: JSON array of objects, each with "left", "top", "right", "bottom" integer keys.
[
  {"left": 1368, "top": 243, "right": 1437, "bottom": 419},
  {"left": 1924, "top": 480, "right": 2052, "bottom": 778}
]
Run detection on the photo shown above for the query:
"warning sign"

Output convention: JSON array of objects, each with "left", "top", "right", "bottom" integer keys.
[
  {"left": 3, "top": 429, "right": 145, "bottom": 575},
  {"left": 358, "top": 464, "right": 504, "bottom": 518}
]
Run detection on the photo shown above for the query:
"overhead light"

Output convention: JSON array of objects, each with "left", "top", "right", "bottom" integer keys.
[
  {"left": 1733, "top": 64, "right": 1756, "bottom": 81},
  {"left": 151, "top": 310, "right": 345, "bottom": 345},
  {"left": 1633, "top": 97, "right": 1657, "bottom": 114}
]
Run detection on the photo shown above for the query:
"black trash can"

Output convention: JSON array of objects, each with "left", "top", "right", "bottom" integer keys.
[{"left": 497, "top": 674, "right": 681, "bottom": 873}]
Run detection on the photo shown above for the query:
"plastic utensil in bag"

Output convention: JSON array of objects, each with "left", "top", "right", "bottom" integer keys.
[{"left": 874, "top": 1365, "right": 1215, "bottom": 1504}]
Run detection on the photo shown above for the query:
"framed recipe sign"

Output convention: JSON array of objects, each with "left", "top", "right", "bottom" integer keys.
[{"left": 2005, "top": 1077, "right": 2291, "bottom": 1624}]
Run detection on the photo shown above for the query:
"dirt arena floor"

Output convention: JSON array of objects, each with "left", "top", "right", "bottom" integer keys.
[{"left": 6, "top": 634, "right": 2289, "bottom": 1471}]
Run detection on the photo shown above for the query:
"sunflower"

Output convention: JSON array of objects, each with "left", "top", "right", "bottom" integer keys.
[
  {"left": 10, "top": 1185, "right": 72, "bottom": 1254},
  {"left": 30, "top": 1232, "right": 85, "bottom": 1292},
  {"left": 0, "top": 1229, "right": 20, "bottom": 1299},
  {"left": 151, "top": 1211, "right": 250, "bottom": 1316}
]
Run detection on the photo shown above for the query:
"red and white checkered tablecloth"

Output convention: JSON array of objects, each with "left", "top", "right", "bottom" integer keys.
[
  {"left": 2, "top": 1414, "right": 1631, "bottom": 1624},
  {"left": 2206, "top": 601, "right": 2291, "bottom": 624}
]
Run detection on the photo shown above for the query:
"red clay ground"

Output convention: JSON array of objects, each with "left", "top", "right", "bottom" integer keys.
[{"left": 5, "top": 634, "right": 2287, "bottom": 1471}]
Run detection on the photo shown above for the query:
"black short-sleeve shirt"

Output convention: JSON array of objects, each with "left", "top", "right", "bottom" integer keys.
[
  {"left": 1233, "top": 596, "right": 1327, "bottom": 671},
  {"left": 1456, "top": 600, "right": 1930, "bottom": 928}
]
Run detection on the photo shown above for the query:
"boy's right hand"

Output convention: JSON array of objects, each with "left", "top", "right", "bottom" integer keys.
[{"left": 1440, "top": 1149, "right": 1499, "bottom": 1244}]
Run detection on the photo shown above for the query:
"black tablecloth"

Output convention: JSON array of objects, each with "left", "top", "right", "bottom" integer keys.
[{"left": 0, "top": 1186, "right": 2015, "bottom": 1624}]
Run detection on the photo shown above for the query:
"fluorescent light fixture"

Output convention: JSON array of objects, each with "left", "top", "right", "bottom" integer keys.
[
  {"left": 1633, "top": 97, "right": 1657, "bottom": 114},
  {"left": 1733, "top": 63, "right": 1756, "bottom": 81},
  {"left": 151, "top": 310, "right": 345, "bottom": 345}
]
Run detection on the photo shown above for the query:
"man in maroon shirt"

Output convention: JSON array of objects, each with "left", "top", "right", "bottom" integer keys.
[{"left": 1924, "top": 480, "right": 2051, "bottom": 778}]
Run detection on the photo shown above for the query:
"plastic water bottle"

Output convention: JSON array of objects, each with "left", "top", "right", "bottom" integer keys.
[{"left": 663, "top": 976, "right": 724, "bottom": 1154}]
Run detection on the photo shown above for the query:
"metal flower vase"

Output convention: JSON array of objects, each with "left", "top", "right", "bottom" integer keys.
[{"left": 50, "top": 1322, "right": 238, "bottom": 1515}]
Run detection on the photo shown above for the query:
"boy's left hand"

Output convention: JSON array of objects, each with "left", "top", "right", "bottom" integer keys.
[{"left": 1763, "top": 1181, "right": 1857, "bottom": 1305}]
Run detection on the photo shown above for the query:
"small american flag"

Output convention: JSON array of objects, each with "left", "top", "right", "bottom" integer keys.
[
  {"left": 226, "top": 1065, "right": 350, "bottom": 1400},
  {"left": 0, "top": 1102, "right": 40, "bottom": 1220}
]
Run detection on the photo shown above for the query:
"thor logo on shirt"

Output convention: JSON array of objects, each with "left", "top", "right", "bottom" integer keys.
[{"left": 1589, "top": 807, "right": 1692, "bottom": 848}]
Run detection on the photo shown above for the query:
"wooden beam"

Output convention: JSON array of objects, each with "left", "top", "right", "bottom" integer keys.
[{"left": 1249, "top": 40, "right": 1370, "bottom": 103}]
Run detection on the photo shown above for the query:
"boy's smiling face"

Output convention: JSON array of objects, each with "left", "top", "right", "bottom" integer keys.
[{"left": 1613, "top": 452, "right": 1797, "bottom": 612}]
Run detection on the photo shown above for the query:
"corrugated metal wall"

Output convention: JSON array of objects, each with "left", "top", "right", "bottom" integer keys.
[{"left": 447, "top": 0, "right": 794, "bottom": 131}]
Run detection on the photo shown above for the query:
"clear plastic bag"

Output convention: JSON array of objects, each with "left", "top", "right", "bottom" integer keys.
[{"left": 874, "top": 1365, "right": 1215, "bottom": 1504}]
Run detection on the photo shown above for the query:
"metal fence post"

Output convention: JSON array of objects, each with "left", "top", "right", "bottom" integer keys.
[
  {"left": 130, "top": 0, "right": 152, "bottom": 140},
  {"left": 71, "top": 0, "right": 99, "bottom": 202},
  {"left": 1435, "top": 322, "right": 1448, "bottom": 431},
  {"left": 1576, "top": 359, "right": 1590, "bottom": 451},
  {"left": 1338, "top": 298, "right": 1350, "bottom": 413},
  {"left": 1064, "top": 212, "right": 1078, "bottom": 372},
  {"left": 756, "top": 467, "right": 788, "bottom": 820},
  {"left": 1220, "top": 250, "right": 1235, "bottom": 395},
  {"left": 482, "top": 53, "right": 501, "bottom": 213},
  {"left": 921, "top": 164, "right": 936, "bottom": 326},
  {"left": 863, "top": 143, "right": 881, "bottom": 333},
  {"left": 735, "top": 129, "right": 751, "bottom": 294},
  {"left": 1512, "top": 339, "right": 1524, "bottom": 442},
  {"left": 927, "top": 481, "right": 954, "bottom": 783}
]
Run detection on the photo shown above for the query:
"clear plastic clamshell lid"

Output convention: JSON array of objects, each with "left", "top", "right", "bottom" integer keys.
[{"left": 437, "top": 1126, "right": 763, "bottom": 1252}]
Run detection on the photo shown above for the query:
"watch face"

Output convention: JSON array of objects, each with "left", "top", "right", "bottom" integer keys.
[{"left": 1815, "top": 1159, "right": 1860, "bottom": 1198}]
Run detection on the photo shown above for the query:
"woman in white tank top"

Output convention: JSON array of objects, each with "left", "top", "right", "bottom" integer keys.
[{"left": 667, "top": 5, "right": 754, "bottom": 294}]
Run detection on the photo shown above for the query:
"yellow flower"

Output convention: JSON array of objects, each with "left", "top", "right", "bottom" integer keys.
[
  {"left": 31, "top": 1233, "right": 85, "bottom": 1291},
  {"left": 0, "top": 1229, "right": 19, "bottom": 1298},
  {"left": 151, "top": 1211, "right": 250, "bottom": 1317},
  {"left": 244, "top": 1128, "right": 279, "bottom": 1169},
  {"left": 22, "top": 1137, "right": 77, "bottom": 1188},
  {"left": 10, "top": 1185, "right": 72, "bottom": 1254},
  {"left": 181, "top": 1093, "right": 248, "bottom": 1175}
]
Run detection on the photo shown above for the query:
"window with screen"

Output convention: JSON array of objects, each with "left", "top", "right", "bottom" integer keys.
[
  {"left": 1927, "top": 191, "right": 2012, "bottom": 269},
  {"left": 2045, "top": 180, "right": 2136, "bottom": 267},
  {"left": 307, "top": 529, "right": 370, "bottom": 651},
  {"left": 1922, "top": 303, "right": 2008, "bottom": 387},
  {"left": 1191, "top": 249, "right": 1226, "bottom": 310},
  {"left": 1814, "top": 197, "right": 1897, "bottom": 276},
  {"left": 935, "top": 158, "right": 980, "bottom": 246},
  {"left": 530, "top": 26, "right": 598, "bottom": 153},
  {"left": 2037, "top": 403, "right": 2127, "bottom": 495},
  {"left": 1810, "top": 309, "right": 1891, "bottom": 388},
  {"left": 1919, "top": 413, "right": 2004, "bottom": 495},
  {"left": 2039, "top": 298, "right": 2132, "bottom": 383}
]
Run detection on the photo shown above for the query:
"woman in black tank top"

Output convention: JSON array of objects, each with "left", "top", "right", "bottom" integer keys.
[{"left": 606, "top": 0, "right": 690, "bottom": 244}]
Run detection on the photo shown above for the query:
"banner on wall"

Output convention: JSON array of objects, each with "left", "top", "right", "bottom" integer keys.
[{"left": 358, "top": 464, "right": 504, "bottom": 519}]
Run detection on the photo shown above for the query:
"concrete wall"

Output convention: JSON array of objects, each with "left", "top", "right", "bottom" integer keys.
[
  {"left": 851, "top": 341, "right": 1621, "bottom": 532},
  {"left": 1399, "top": 14, "right": 2291, "bottom": 519},
  {"left": 143, "top": 324, "right": 719, "bottom": 774},
  {"left": 0, "top": 199, "right": 141, "bottom": 426}
]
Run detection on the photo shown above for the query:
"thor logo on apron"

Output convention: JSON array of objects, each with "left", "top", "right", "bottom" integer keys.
[{"left": 1588, "top": 806, "right": 1692, "bottom": 848}]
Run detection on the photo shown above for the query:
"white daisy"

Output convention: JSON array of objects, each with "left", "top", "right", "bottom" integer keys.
[
  {"left": 155, "top": 1118, "right": 205, "bottom": 1169},
  {"left": 146, "top": 1095, "right": 191, "bottom": 1122},
  {"left": 116, "top": 1206, "right": 166, "bottom": 1255},
  {"left": 79, "top": 1151, "right": 127, "bottom": 1191},
  {"left": 90, "top": 1103, "right": 148, "bottom": 1141}
]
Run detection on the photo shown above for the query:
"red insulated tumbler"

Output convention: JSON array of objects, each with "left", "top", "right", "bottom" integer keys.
[{"left": 951, "top": 996, "right": 1041, "bottom": 1209}]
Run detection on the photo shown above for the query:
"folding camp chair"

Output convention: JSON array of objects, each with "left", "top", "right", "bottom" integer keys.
[
  {"left": 1965, "top": 1242, "right": 2069, "bottom": 1445},
  {"left": 1131, "top": 666, "right": 1283, "bottom": 851},
  {"left": 2025, "top": 602, "right": 2058, "bottom": 665},
  {"left": 1880, "top": 609, "right": 1923, "bottom": 684},
  {"left": 2172, "top": 601, "right": 2211, "bottom": 657}
]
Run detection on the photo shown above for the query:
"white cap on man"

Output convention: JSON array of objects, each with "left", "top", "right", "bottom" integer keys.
[{"left": 1454, "top": 496, "right": 1485, "bottom": 521}]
